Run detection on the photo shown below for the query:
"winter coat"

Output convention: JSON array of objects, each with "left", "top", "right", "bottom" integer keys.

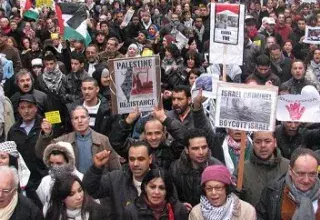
[
  {"left": 255, "top": 174, "right": 286, "bottom": 220},
  {"left": 35, "top": 128, "right": 121, "bottom": 172},
  {"left": 10, "top": 194, "right": 44, "bottom": 220},
  {"left": 36, "top": 142, "right": 83, "bottom": 215},
  {"left": 169, "top": 151, "right": 222, "bottom": 206},
  {"left": 189, "top": 199, "right": 256, "bottom": 220},
  {"left": 242, "top": 149, "right": 289, "bottom": 206},
  {"left": 82, "top": 165, "right": 140, "bottom": 220},
  {"left": 305, "top": 63, "right": 320, "bottom": 90},
  {"left": 270, "top": 57, "right": 292, "bottom": 83},
  {"left": 7, "top": 116, "right": 48, "bottom": 192},
  {"left": 281, "top": 77, "right": 317, "bottom": 94},
  {"left": 124, "top": 196, "right": 188, "bottom": 220},
  {"left": 275, "top": 124, "right": 320, "bottom": 159},
  {"left": 65, "top": 69, "right": 89, "bottom": 103}
]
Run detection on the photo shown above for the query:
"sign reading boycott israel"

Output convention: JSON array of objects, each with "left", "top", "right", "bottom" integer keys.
[
  {"left": 215, "top": 83, "right": 278, "bottom": 131},
  {"left": 108, "top": 56, "right": 161, "bottom": 114}
]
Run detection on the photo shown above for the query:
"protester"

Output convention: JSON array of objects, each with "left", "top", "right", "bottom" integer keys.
[
  {"left": 36, "top": 142, "right": 83, "bottom": 215},
  {"left": 189, "top": 165, "right": 256, "bottom": 220},
  {"left": 256, "top": 148, "right": 320, "bottom": 219},
  {"left": 124, "top": 168, "right": 188, "bottom": 219},
  {"left": 45, "top": 173, "right": 108, "bottom": 220},
  {"left": 242, "top": 131, "right": 289, "bottom": 206},
  {"left": 35, "top": 105, "right": 120, "bottom": 173},
  {"left": 0, "top": 166, "right": 43, "bottom": 220},
  {"left": 82, "top": 141, "right": 153, "bottom": 220}
]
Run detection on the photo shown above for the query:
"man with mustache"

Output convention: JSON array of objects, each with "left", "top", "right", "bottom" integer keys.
[{"left": 10, "top": 69, "right": 49, "bottom": 119}]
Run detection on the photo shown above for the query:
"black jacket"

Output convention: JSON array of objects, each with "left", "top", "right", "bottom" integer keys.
[
  {"left": 275, "top": 124, "right": 320, "bottom": 159},
  {"left": 124, "top": 196, "right": 188, "bottom": 220},
  {"left": 169, "top": 151, "right": 222, "bottom": 206},
  {"left": 255, "top": 174, "right": 286, "bottom": 220},
  {"left": 281, "top": 77, "right": 317, "bottom": 94},
  {"left": 82, "top": 165, "right": 139, "bottom": 220},
  {"left": 10, "top": 194, "right": 44, "bottom": 220},
  {"left": 270, "top": 57, "right": 292, "bottom": 83}
]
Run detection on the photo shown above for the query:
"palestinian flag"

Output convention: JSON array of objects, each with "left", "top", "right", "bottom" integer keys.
[{"left": 55, "top": 3, "right": 91, "bottom": 46}]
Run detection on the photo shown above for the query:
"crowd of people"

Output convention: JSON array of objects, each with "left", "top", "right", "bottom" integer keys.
[{"left": 0, "top": 0, "right": 320, "bottom": 219}]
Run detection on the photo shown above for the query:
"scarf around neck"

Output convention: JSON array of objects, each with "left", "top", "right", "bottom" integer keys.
[
  {"left": 310, "top": 60, "right": 320, "bottom": 81},
  {"left": 0, "top": 192, "right": 18, "bottom": 220},
  {"left": 271, "top": 53, "right": 285, "bottom": 73},
  {"left": 285, "top": 172, "right": 320, "bottom": 220},
  {"left": 200, "top": 193, "right": 239, "bottom": 220},
  {"left": 42, "top": 65, "right": 63, "bottom": 92},
  {"left": 66, "top": 208, "right": 89, "bottom": 220}
]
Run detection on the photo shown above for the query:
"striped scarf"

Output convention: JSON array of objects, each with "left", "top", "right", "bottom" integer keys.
[{"left": 200, "top": 193, "right": 237, "bottom": 220}]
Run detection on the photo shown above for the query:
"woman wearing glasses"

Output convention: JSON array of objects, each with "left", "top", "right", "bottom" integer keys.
[{"left": 189, "top": 165, "right": 256, "bottom": 220}]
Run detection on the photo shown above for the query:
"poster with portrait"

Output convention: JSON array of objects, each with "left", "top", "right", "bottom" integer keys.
[
  {"left": 108, "top": 56, "right": 161, "bottom": 114},
  {"left": 215, "top": 83, "right": 278, "bottom": 131},
  {"left": 210, "top": 3, "right": 245, "bottom": 65},
  {"left": 304, "top": 26, "right": 320, "bottom": 44}
]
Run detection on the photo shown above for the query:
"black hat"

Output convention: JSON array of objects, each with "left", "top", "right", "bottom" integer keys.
[{"left": 19, "top": 94, "right": 37, "bottom": 105}]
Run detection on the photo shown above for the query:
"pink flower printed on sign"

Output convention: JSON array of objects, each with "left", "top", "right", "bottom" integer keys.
[{"left": 285, "top": 102, "right": 305, "bottom": 120}]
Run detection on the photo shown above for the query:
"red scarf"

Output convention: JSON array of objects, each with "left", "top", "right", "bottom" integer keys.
[
  {"left": 167, "top": 203, "right": 175, "bottom": 220},
  {"left": 144, "top": 196, "right": 175, "bottom": 220}
]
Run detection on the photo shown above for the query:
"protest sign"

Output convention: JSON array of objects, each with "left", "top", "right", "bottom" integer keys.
[
  {"left": 277, "top": 85, "right": 320, "bottom": 122},
  {"left": 108, "top": 56, "right": 161, "bottom": 114},
  {"left": 45, "top": 111, "right": 61, "bottom": 124},
  {"left": 304, "top": 26, "right": 320, "bottom": 44},
  {"left": 301, "top": 0, "right": 317, "bottom": 3},
  {"left": 209, "top": 3, "right": 245, "bottom": 65},
  {"left": 215, "top": 83, "right": 278, "bottom": 131},
  {"left": 121, "top": 8, "right": 135, "bottom": 27},
  {"left": 191, "top": 73, "right": 219, "bottom": 99},
  {"left": 36, "top": 0, "right": 53, "bottom": 8}
]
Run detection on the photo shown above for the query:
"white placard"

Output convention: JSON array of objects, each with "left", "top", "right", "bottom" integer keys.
[{"left": 215, "top": 83, "right": 278, "bottom": 131}]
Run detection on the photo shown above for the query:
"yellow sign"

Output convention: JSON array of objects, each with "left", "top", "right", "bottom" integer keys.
[
  {"left": 45, "top": 111, "right": 61, "bottom": 124},
  {"left": 36, "top": 0, "right": 53, "bottom": 8}
]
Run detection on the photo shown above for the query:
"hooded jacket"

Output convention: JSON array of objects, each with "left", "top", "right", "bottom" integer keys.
[{"left": 36, "top": 142, "right": 83, "bottom": 216}]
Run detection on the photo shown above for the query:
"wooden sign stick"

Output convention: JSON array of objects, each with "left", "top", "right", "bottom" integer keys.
[{"left": 237, "top": 131, "right": 246, "bottom": 190}]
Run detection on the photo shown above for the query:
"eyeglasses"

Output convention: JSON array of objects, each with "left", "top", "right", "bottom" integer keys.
[
  {"left": 291, "top": 169, "right": 318, "bottom": 179},
  {"left": 204, "top": 186, "right": 225, "bottom": 193},
  {"left": 0, "top": 188, "right": 15, "bottom": 195}
]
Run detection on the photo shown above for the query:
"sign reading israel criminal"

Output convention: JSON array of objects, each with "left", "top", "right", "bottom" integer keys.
[
  {"left": 108, "top": 56, "right": 161, "bottom": 114},
  {"left": 215, "top": 83, "right": 278, "bottom": 131}
]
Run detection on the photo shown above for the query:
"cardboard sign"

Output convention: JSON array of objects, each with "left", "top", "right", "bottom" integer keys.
[
  {"left": 108, "top": 56, "right": 161, "bottom": 114},
  {"left": 215, "top": 83, "right": 278, "bottom": 131},
  {"left": 210, "top": 3, "right": 245, "bottom": 65},
  {"left": 45, "top": 111, "right": 61, "bottom": 124}
]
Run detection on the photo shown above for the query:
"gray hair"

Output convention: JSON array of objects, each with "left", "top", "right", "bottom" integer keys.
[
  {"left": 15, "top": 69, "right": 34, "bottom": 85},
  {"left": 0, "top": 166, "right": 19, "bottom": 188},
  {"left": 71, "top": 105, "right": 89, "bottom": 119}
]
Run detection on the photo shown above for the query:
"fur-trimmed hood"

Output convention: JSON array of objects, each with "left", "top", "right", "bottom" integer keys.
[{"left": 43, "top": 142, "right": 76, "bottom": 168}]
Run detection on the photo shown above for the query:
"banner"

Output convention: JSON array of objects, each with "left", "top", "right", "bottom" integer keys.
[
  {"left": 210, "top": 3, "right": 245, "bottom": 65},
  {"left": 277, "top": 85, "right": 320, "bottom": 122},
  {"left": 215, "top": 83, "right": 278, "bottom": 131},
  {"left": 36, "top": 0, "right": 53, "bottom": 8},
  {"left": 108, "top": 56, "right": 161, "bottom": 114},
  {"left": 303, "top": 26, "right": 320, "bottom": 44}
]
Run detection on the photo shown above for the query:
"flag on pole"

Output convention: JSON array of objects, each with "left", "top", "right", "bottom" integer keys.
[{"left": 55, "top": 3, "right": 91, "bottom": 46}]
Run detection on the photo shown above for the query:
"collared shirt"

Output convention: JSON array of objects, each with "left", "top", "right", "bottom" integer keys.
[
  {"left": 88, "top": 62, "right": 97, "bottom": 77},
  {"left": 20, "top": 119, "right": 35, "bottom": 135}
]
